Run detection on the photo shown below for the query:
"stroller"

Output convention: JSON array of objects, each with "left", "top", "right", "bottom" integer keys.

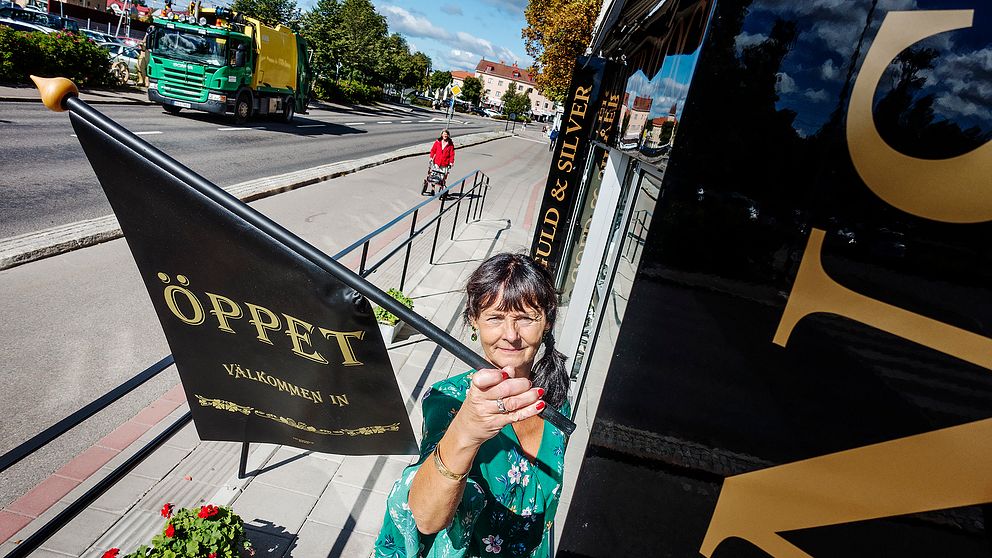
[{"left": 421, "top": 162, "right": 450, "bottom": 196}]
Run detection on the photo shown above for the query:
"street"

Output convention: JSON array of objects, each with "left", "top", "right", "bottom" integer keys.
[{"left": 0, "top": 101, "right": 499, "bottom": 238}]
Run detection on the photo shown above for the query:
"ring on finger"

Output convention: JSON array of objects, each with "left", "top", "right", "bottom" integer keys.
[{"left": 495, "top": 398, "right": 508, "bottom": 414}]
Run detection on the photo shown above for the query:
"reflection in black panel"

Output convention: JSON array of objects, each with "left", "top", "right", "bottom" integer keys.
[{"left": 559, "top": 0, "right": 992, "bottom": 555}]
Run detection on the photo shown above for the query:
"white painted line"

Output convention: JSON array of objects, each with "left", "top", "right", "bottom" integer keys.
[
  {"left": 512, "top": 135, "right": 549, "bottom": 144},
  {"left": 344, "top": 122, "right": 365, "bottom": 125},
  {"left": 69, "top": 134, "right": 76, "bottom": 137},
  {"left": 377, "top": 121, "right": 392, "bottom": 124},
  {"left": 401, "top": 120, "right": 412, "bottom": 123},
  {"left": 135, "top": 131, "right": 163, "bottom": 135},
  {"left": 216, "top": 126, "right": 265, "bottom": 131},
  {"left": 296, "top": 124, "right": 326, "bottom": 128}
]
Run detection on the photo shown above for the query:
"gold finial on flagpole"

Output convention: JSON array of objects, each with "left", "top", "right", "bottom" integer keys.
[{"left": 30, "top": 76, "right": 79, "bottom": 112}]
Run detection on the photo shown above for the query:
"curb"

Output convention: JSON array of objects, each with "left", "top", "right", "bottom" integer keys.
[{"left": 0, "top": 130, "right": 512, "bottom": 271}]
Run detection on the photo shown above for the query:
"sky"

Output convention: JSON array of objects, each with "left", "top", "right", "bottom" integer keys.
[{"left": 366, "top": 0, "right": 535, "bottom": 73}]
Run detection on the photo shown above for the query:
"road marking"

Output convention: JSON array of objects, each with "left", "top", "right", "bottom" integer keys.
[
  {"left": 377, "top": 121, "right": 392, "bottom": 124},
  {"left": 344, "top": 122, "right": 365, "bottom": 125},
  {"left": 512, "top": 135, "right": 550, "bottom": 144},
  {"left": 216, "top": 126, "right": 265, "bottom": 131},
  {"left": 401, "top": 120, "right": 412, "bottom": 123},
  {"left": 296, "top": 124, "right": 326, "bottom": 128},
  {"left": 135, "top": 131, "right": 163, "bottom": 135}
]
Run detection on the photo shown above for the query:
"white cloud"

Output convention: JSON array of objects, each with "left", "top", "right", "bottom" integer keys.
[
  {"left": 929, "top": 47, "right": 992, "bottom": 123},
  {"left": 379, "top": 4, "right": 451, "bottom": 41},
  {"left": 378, "top": 3, "right": 523, "bottom": 70},
  {"left": 776, "top": 72, "right": 796, "bottom": 94},
  {"left": 820, "top": 58, "right": 837, "bottom": 80},
  {"left": 480, "top": 0, "right": 527, "bottom": 15},
  {"left": 734, "top": 31, "right": 767, "bottom": 54},
  {"left": 803, "top": 88, "right": 829, "bottom": 102},
  {"left": 440, "top": 4, "right": 462, "bottom": 15}
]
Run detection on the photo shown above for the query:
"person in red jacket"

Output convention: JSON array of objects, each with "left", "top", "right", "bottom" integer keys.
[
  {"left": 423, "top": 129, "right": 455, "bottom": 196},
  {"left": 430, "top": 129, "right": 455, "bottom": 168}
]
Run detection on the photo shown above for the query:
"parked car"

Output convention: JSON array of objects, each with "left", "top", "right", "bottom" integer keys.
[
  {"left": 0, "top": 7, "right": 78, "bottom": 32},
  {"left": 82, "top": 29, "right": 122, "bottom": 44},
  {"left": 469, "top": 106, "right": 487, "bottom": 117},
  {"left": 0, "top": 1, "right": 21, "bottom": 10},
  {"left": 105, "top": 43, "right": 139, "bottom": 84},
  {"left": 0, "top": 7, "right": 52, "bottom": 32}
]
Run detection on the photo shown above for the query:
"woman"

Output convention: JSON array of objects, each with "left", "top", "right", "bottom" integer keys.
[
  {"left": 423, "top": 130, "right": 456, "bottom": 196},
  {"left": 374, "top": 253, "right": 570, "bottom": 557}
]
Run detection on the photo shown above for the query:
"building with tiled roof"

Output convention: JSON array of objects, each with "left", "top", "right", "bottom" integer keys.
[{"left": 474, "top": 59, "right": 559, "bottom": 120}]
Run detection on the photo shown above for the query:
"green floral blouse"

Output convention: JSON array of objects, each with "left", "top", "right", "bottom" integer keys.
[{"left": 373, "top": 371, "right": 570, "bottom": 558}]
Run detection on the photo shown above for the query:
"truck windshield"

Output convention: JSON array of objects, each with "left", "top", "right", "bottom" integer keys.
[{"left": 152, "top": 27, "right": 227, "bottom": 67}]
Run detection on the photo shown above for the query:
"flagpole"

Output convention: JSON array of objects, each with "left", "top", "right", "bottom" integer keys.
[{"left": 32, "top": 77, "right": 576, "bottom": 436}]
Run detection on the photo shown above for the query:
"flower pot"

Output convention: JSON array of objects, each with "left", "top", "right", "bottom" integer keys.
[{"left": 379, "top": 321, "right": 400, "bottom": 344}]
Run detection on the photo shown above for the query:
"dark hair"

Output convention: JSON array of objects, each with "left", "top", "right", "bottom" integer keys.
[
  {"left": 436, "top": 129, "right": 454, "bottom": 145},
  {"left": 463, "top": 253, "right": 568, "bottom": 408}
]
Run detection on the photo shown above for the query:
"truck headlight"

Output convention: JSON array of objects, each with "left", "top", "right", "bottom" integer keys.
[
  {"left": 147, "top": 81, "right": 157, "bottom": 90},
  {"left": 207, "top": 93, "right": 227, "bottom": 102}
]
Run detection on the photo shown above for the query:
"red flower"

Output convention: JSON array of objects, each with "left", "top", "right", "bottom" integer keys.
[
  {"left": 198, "top": 504, "right": 219, "bottom": 518},
  {"left": 160, "top": 502, "right": 173, "bottom": 518},
  {"left": 209, "top": 554, "right": 217, "bottom": 558},
  {"left": 102, "top": 549, "right": 120, "bottom": 558},
  {"left": 165, "top": 524, "right": 175, "bottom": 538}
]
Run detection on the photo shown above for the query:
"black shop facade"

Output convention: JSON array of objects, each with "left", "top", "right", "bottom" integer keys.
[{"left": 536, "top": 0, "right": 992, "bottom": 556}]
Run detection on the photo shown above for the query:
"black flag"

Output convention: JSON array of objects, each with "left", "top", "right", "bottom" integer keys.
[{"left": 66, "top": 95, "right": 418, "bottom": 455}]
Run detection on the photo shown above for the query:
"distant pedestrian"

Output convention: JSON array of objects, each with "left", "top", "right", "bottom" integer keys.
[
  {"left": 422, "top": 129, "right": 455, "bottom": 196},
  {"left": 548, "top": 127, "right": 559, "bottom": 151}
]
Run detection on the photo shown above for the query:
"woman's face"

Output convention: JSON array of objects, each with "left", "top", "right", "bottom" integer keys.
[
  {"left": 442, "top": 131, "right": 450, "bottom": 141},
  {"left": 471, "top": 297, "right": 547, "bottom": 378}
]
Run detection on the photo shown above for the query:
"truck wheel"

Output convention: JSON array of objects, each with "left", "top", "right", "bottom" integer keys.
[
  {"left": 163, "top": 105, "right": 182, "bottom": 115},
  {"left": 234, "top": 92, "right": 252, "bottom": 124},
  {"left": 282, "top": 96, "right": 295, "bottom": 123}
]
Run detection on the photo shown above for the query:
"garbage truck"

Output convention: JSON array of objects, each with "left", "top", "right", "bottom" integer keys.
[{"left": 146, "top": 7, "right": 312, "bottom": 123}]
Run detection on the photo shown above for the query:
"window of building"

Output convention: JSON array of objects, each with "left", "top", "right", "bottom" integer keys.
[
  {"left": 545, "top": 102, "right": 549, "bottom": 108},
  {"left": 498, "top": 80, "right": 503, "bottom": 86}
]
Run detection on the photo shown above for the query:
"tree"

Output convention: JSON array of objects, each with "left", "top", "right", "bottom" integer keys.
[
  {"left": 429, "top": 70, "right": 452, "bottom": 94},
  {"left": 336, "top": 0, "right": 388, "bottom": 83},
  {"left": 229, "top": 0, "right": 299, "bottom": 27},
  {"left": 502, "top": 89, "right": 531, "bottom": 118},
  {"left": 522, "top": 0, "right": 603, "bottom": 103},
  {"left": 299, "top": 0, "right": 344, "bottom": 79},
  {"left": 460, "top": 76, "right": 483, "bottom": 106},
  {"left": 409, "top": 52, "right": 431, "bottom": 90}
]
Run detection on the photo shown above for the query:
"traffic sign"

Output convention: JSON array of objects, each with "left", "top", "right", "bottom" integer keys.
[{"left": 451, "top": 85, "right": 462, "bottom": 96}]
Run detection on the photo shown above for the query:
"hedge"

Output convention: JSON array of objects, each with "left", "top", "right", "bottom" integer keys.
[
  {"left": 0, "top": 27, "right": 111, "bottom": 86},
  {"left": 312, "top": 77, "right": 382, "bottom": 105}
]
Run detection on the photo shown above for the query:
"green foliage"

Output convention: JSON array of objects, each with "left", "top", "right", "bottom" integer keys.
[
  {"left": 428, "top": 69, "right": 452, "bottom": 93},
  {"left": 311, "top": 77, "right": 381, "bottom": 104},
  {"left": 299, "top": 0, "right": 429, "bottom": 90},
  {"left": 501, "top": 89, "right": 531, "bottom": 118},
  {"left": 0, "top": 28, "right": 111, "bottom": 86},
  {"left": 374, "top": 288, "right": 414, "bottom": 326},
  {"left": 229, "top": 0, "right": 300, "bottom": 28},
  {"left": 109, "top": 505, "right": 252, "bottom": 558},
  {"left": 460, "top": 76, "right": 483, "bottom": 106}
]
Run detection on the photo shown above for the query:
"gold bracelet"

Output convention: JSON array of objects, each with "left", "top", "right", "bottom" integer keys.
[{"left": 433, "top": 446, "right": 468, "bottom": 482}]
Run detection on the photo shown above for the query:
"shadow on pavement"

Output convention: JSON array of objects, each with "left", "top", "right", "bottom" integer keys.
[
  {"left": 246, "top": 519, "right": 298, "bottom": 557},
  {"left": 151, "top": 107, "right": 367, "bottom": 137}
]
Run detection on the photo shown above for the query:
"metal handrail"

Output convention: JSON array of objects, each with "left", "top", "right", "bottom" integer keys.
[{"left": 0, "top": 355, "right": 175, "bottom": 476}]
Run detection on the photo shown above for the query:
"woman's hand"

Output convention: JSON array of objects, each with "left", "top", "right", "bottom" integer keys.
[{"left": 447, "top": 368, "right": 545, "bottom": 449}]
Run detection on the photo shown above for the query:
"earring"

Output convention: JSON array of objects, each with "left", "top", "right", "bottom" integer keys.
[{"left": 471, "top": 327, "right": 478, "bottom": 342}]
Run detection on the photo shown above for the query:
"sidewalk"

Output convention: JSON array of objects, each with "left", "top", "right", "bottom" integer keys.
[{"left": 0, "top": 129, "right": 604, "bottom": 557}]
